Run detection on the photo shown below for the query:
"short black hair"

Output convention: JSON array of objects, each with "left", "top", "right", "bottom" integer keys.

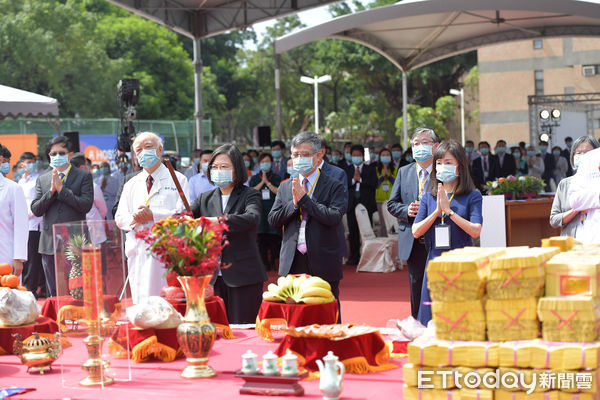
[
  {"left": 271, "top": 140, "right": 285, "bottom": 149},
  {"left": 70, "top": 152, "right": 86, "bottom": 168},
  {"left": 465, "top": 140, "right": 474, "bottom": 146},
  {"left": 478, "top": 141, "right": 490, "bottom": 148},
  {"left": 20, "top": 152, "right": 35, "bottom": 161},
  {"left": 496, "top": 140, "right": 507, "bottom": 146},
  {"left": 0, "top": 145, "right": 11, "bottom": 159},
  {"left": 539, "top": 140, "right": 549, "bottom": 146},
  {"left": 247, "top": 149, "right": 258, "bottom": 157},
  {"left": 45, "top": 136, "right": 72, "bottom": 161},
  {"left": 208, "top": 144, "right": 247, "bottom": 189},
  {"left": 259, "top": 152, "right": 273, "bottom": 163},
  {"left": 391, "top": 143, "right": 402, "bottom": 150},
  {"left": 565, "top": 136, "right": 573, "bottom": 142},
  {"left": 519, "top": 141, "right": 526, "bottom": 148},
  {"left": 350, "top": 144, "right": 364, "bottom": 155},
  {"left": 201, "top": 150, "right": 213, "bottom": 156}
]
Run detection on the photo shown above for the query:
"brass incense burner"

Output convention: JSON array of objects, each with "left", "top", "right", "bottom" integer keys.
[{"left": 12, "top": 332, "right": 62, "bottom": 374}]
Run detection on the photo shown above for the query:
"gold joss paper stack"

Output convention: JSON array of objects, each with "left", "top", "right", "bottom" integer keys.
[
  {"left": 403, "top": 386, "right": 493, "bottom": 400},
  {"left": 537, "top": 297, "right": 600, "bottom": 342},
  {"left": 541, "top": 236, "right": 576, "bottom": 252},
  {"left": 486, "top": 298, "right": 538, "bottom": 341}
]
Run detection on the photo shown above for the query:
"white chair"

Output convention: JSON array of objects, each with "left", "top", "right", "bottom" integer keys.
[
  {"left": 354, "top": 203, "right": 399, "bottom": 273},
  {"left": 382, "top": 200, "right": 400, "bottom": 235}
]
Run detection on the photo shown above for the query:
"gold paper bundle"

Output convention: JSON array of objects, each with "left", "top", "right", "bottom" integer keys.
[
  {"left": 537, "top": 297, "right": 600, "bottom": 342},
  {"left": 497, "top": 368, "right": 551, "bottom": 392},
  {"left": 487, "top": 247, "right": 559, "bottom": 299},
  {"left": 542, "top": 237, "right": 575, "bottom": 252},
  {"left": 486, "top": 298, "right": 539, "bottom": 341},
  {"left": 454, "top": 367, "right": 495, "bottom": 389},
  {"left": 432, "top": 300, "right": 486, "bottom": 341},
  {"left": 408, "top": 336, "right": 499, "bottom": 367},
  {"left": 557, "top": 392, "right": 599, "bottom": 400},
  {"left": 558, "top": 369, "right": 599, "bottom": 394},
  {"left": 459, "top": 389, "right": 494, "bottom": 400},
  {"left": 545, "top": 255, "right": 600, "bottom": 298},
  {"left": 499, "top": 340, "right": 600, "bottom": 370},
  {"left": 427, "top": 254, "right": 491, "bottom": 302},
  {"left": 403, "top": 385, "right": 460, "bottom": 400},
  {"left": 403, "top": 363, "right": 456, "bottom": 389},
  {"left": 495, "top": 391, "right": 558, "bottom": 400}
]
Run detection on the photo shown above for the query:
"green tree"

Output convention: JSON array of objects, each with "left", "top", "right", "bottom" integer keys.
[{"left": 395, "top": 95, "right": 457, "bottom": 138}]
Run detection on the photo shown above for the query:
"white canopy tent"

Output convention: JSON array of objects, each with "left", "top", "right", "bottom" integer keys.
[
  {"left": 0, "top": 84, "right": 59, "bottom": 119},
  {"left": 273, "top": 0, "right": 600, "bottom": 143}
]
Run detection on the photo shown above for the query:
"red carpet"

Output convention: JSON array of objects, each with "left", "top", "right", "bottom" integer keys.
[{"left": 265, "top": 264, "right": 411, "bottom": 327}]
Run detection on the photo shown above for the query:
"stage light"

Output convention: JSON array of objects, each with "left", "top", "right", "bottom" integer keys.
[
  {"left": 539, "top": 132, "right": 550, "bottom": 142},
  {"left": 540, "top": 109, "right": 550, "bottom": 120},
  {"left": 551, "top": 109, "right": 561, "bottom": 119}
]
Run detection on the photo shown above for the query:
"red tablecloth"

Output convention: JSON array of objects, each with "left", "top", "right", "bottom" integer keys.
[
  {"left": 274, "top": 331, "right": 397, "bottom": 374},
  {"left": 255, "top": 300, "right": 339, "bottom": 341},
  {"left": 0, "top": 317, "right": 59, "bottom": 355},
  {"left": 40, "top": 295, "right": 120, "bottom": 321},
  {"left": 173, "top": 296, "right": 230, "bottom": 328},
  {"left": 1, "top": 329, "right": 406, "bottom": 400}
]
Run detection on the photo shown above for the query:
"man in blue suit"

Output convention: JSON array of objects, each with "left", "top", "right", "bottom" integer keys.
[
  {"left": 271, "top": 140, "right": 288, "bottom": 180},
  {"left": 387, "top": 127, "right": 440, "bottom": 319}
]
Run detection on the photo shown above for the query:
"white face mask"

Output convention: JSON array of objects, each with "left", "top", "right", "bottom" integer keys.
[{"left": 573, "top": 154, "right": 583, "bottom": 170}]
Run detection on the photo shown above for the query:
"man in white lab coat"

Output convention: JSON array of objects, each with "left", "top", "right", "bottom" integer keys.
[
  {"left": 0, "top": 146, "right": 28, "bottom": 275},
  {"left": 115, "top": 132, "right": 189, "bottom": 304}
]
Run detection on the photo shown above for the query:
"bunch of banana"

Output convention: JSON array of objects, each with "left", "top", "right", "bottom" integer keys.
[{"left": 262, "top": 275, "right": 335, "bottom": 304}]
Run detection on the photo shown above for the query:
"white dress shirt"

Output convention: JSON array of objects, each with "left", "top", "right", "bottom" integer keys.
[
  {"left": 0, "top": 174, "right": 28, "bottom": 263},
  {"left": 18, "top": 172, "right": 43, "bottom": 231},
  {"left": 568, "top": 148, "right": 600, "bottom": 244}
]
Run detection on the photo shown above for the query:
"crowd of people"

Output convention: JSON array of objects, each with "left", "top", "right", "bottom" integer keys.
[{"left": 0, "top": 128, "right": 593, "bottom": 326}]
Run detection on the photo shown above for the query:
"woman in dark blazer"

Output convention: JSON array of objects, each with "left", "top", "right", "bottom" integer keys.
[{"left": 191, "top": 144, "right": 267, "bottom": 324}]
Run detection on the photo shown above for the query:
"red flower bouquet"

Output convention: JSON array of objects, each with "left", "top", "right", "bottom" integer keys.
[{"left": 135, "top": 215, "right": 229, "bottom": 276}]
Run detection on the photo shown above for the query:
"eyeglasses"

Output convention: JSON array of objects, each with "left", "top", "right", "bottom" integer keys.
[
  {"left": 211, "top": 164, "right": 233, "bottom": 170},
  {"left": 412, "top": 140, "right": 434, "bottom": 146},
  {"left": 291, "top": 152, "right": 316, "bottom": 158},
  {"left": 49, "top": 151, "right": 67, "bottom": 157}
]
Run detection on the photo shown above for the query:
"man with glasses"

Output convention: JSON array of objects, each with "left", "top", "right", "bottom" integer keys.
[
  {"left": 115, "top": 131, "right": 189, "bottom": 304},
  {"left": 269, "top": 131, "right": 347, "bottom": 311},
  {"left": 387, "top": 127, "right": 440, "bottom": 319},
  {"left": 31, "top": 136, "right": 94, "bottom": 297}
]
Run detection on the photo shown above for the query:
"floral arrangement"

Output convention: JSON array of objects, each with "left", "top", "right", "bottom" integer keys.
[
  {"left": 484, "top": 175, "right": 545, "bottom": 199},
  {"left": 136, "top": 215, "right": 229, "bottom": 276}
]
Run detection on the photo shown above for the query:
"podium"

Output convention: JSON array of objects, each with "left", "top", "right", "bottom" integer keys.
[{"left": 505, "top": 197, "right": 560, "bottom": 246}]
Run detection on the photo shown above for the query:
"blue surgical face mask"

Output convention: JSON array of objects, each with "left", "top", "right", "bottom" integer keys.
[
  {"left": 553, "top": 150, "right": 561, "bottom": 156},
  {"left": 380, "top": 156, "right": 392, "bottom": 164},
  {"left": 244, "top": 160, "right": 250, "bottom": 169},
  {"left": 193, "top": 157, "right": 200, "bottom": 166},
  {"left": 326, "top": 154, "right": 332, "bottom": 162},
  {"left": 527, "top": 150, "right": 535, "bottom": 157},
  {"left": 352, "top": 156, "right": 363, "bottom": 166},
  {"left": 35, "top": 160, "right": 42, "bottom": 169},
  {"left": 465, "top": 147, "right": 473, "bottom": 154},
  {"left": 211, "top": 169, "right": 233, "bottom": 188},
  {"left": 479, "top": 147, "right": 489, "bottom": 155},
  {"left": 540, "top": 145, "right": 547, "bottom": 153},
  {"left": 392, "top": 151, "right": 402, "bottom": 160},
  {"left": 496, "top": 147, "right": 506, "bottom": 154},
  {"left": 100, "top": 167, "right": 109, "bottom": 175},
  {"left": 15, "top": 168, "right": 24, "bottom": 179},
  {"left": 293, "top": 156, "right": 314, "bottom": 175},
  {"left": 436, "top": 164, "right": 458, "bottom": 183},
  {"left": 260, "top": 162, "right": 271, "bottom": 172},
  {"left": 332, "top": 155, "right": 341, "bottom": 163},
  {"left": 252, "top": 157, "right": 258, "bottom": 164},
  {"left": 370, "top": 154, "right": 379, "bottom": 162},
  {"left": 287, "top": 166, "right": 296, "bottom": 176},
  {"left": 405, "top": 155, "right": 414, "bottom": 163},
  {"left": 344, "top": 153, "right": 352, "bottom": 162},
  {"left": 513, "top": 152, "right": 521, "bottom": 159},
  {"left": 137, "top": 148, "right": 160, "bottom": 169},
  {"left": 201, "top": 162, "right": 209, "bottom": 173},
  {"left": 49, "top": 154, "right": 69, "bottom": 169},
  {"left": 272, "top": 150, "right": 282, "bottom": 158},
  {"left": 25, "top": 163, "right": 37, "bottom": 174},
  {"left": 413, "top": 145, "right": 433, "bottom": 162},
  {"left": 567, "top": 142, "right": 573, "bottom": 149}
]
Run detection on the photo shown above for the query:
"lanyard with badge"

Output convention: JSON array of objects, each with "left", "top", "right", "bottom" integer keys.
[
  {"left": 261, "top": 176, "right": 271, "bottom": 200},
  {"left": 298, "top": 170, "right": 320, "bottom": 245},
  {"left": 60, "top": 165, "right": 71, "bottom": 182},
  {"left": 435, "top": 191, "right": 455, "bottom": 250}
]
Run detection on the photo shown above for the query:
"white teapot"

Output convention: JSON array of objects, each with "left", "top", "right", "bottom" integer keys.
[{"left": 316, "top": 351, "right": 344, "bottom": 400}]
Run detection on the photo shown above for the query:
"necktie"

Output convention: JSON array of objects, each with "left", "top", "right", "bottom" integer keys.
[
  {"left": 101, "top": 176, "right": 107, "bottom": 190},
  {"left": 59, "top": 173, "right": 65, "bottom": 181},
  {"left": 419, "top": 169, "right": 428, "bottom": 198},
  {"left": 297, "top": 178, "right": 311, "bottom": 254},
  {"left": 483, "top": 157, "right": 488, "bottom": 172},
  {"left": 146, "top": 175, "right": 154, "bottom": 194}
]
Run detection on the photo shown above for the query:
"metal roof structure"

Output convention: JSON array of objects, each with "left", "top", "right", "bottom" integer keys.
[
  {"left": 274, "top": 0, "right": 600, "bottom": 71},
  {"left": 0, "top": 85, "right": 59, "bottom": 120},
  {"left": 105, "top": 0, "right": 339, "bottom": 39}
]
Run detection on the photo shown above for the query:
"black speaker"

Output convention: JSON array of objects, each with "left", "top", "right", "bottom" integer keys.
[
  {"left": 64, "top": 131, "right": 80, "bottom": 153},
  {"left": 253, "top": 126, "right": 271, "bottom": 147}
]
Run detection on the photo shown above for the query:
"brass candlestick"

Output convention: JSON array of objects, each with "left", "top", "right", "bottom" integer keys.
[{"left": 79, "top": 246, "right": 113, "bottom": 387}]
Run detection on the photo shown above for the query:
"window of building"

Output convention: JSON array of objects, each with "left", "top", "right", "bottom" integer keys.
[
  {"left": 535, "top": 70, "right": 544, "bottom": 95},
  {"left": 533, "top": 39, "right": 543, "bottom": 49},
  {"left": 594, "top": 119, "right": 600, "bottom": 130}
]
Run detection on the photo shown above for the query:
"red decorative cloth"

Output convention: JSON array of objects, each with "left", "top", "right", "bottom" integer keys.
[
  {"left": 41, "top": 295, "right": 120, "bottom": 321},
  {"left": 255, "top": 300, "right": 339, "bottom": 341},
  {"left": 173, "top": 296, "right": 230, "bottom": 328},
  {"left": 0, "top": 317, "right": 59, "bottom": 355},
  {"left": 274, "top": 331, "right": 397, "bottom": 374}
]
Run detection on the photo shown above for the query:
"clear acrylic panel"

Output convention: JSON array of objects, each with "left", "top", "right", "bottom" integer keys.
[{"left": 53, "top": 220, "right": 132, "bottom": 388}]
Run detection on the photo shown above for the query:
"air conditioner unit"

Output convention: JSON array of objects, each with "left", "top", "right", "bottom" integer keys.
[{"left": 582, "top": 65, "right": 596, "bottom": 76}]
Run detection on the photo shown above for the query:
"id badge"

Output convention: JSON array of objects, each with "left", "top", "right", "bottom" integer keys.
[
  {"left": 434, "top": 223, "right": 451, "bottom": 250},
  {"left": 382, "top": 183, "right": 390, "bottom": 193},
  {"left": 298, "top": 221, "right": 306, "bottom": 244},
  {"left": 262, "top": 187, "right": 270, "bottom": 200}
]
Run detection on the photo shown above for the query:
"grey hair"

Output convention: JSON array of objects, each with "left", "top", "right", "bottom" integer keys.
[
  {"left": 291, "top": 131, "right": 321, "bottom": 153},
  {"left": 570, "top": 135, "right": 600, "bottom": 168},
  {"left": 133, "top": 131, "right": 164, "bottom": 148},
  {"left": 411, "top": 126, "right": 440, "bottom": 143}
]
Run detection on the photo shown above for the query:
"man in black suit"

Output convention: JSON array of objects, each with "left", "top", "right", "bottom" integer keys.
[
  {"left": 495, "top": 139, "right": 516, "bottom": 178},
  {"left": 31, "top": 136, "right": 94, "bottom": 296},
  {"left": 538, "top": 140, "right": 555, "bottom": 191},
  {"left": 562, "top": 136, "right": 574, "bottom": 177},
  {"left": 471, "top": 141, "right": 500, "bottom": 190},
  {"left": 268, "top": 131, "right": 347, "bottom": 303},
  {"left": 345, "top": 144, "right": 378, "bottom": 265}
]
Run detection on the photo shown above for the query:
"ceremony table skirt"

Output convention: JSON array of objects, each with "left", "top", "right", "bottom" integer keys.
[
  {"left": 0, "top": 317, "right": 59, "bottom": 355},
  {"left": 1, "top": 329, "right": 406, "bottom": 400}
]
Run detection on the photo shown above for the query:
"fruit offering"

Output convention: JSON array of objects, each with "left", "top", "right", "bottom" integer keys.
[{"left": 262, "top": 275, "right": 335, "bottom": 304}]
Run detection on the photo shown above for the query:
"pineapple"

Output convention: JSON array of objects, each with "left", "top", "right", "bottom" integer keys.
[{"left": 65, "top": 235, "right": 87, "bottom": 301}]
